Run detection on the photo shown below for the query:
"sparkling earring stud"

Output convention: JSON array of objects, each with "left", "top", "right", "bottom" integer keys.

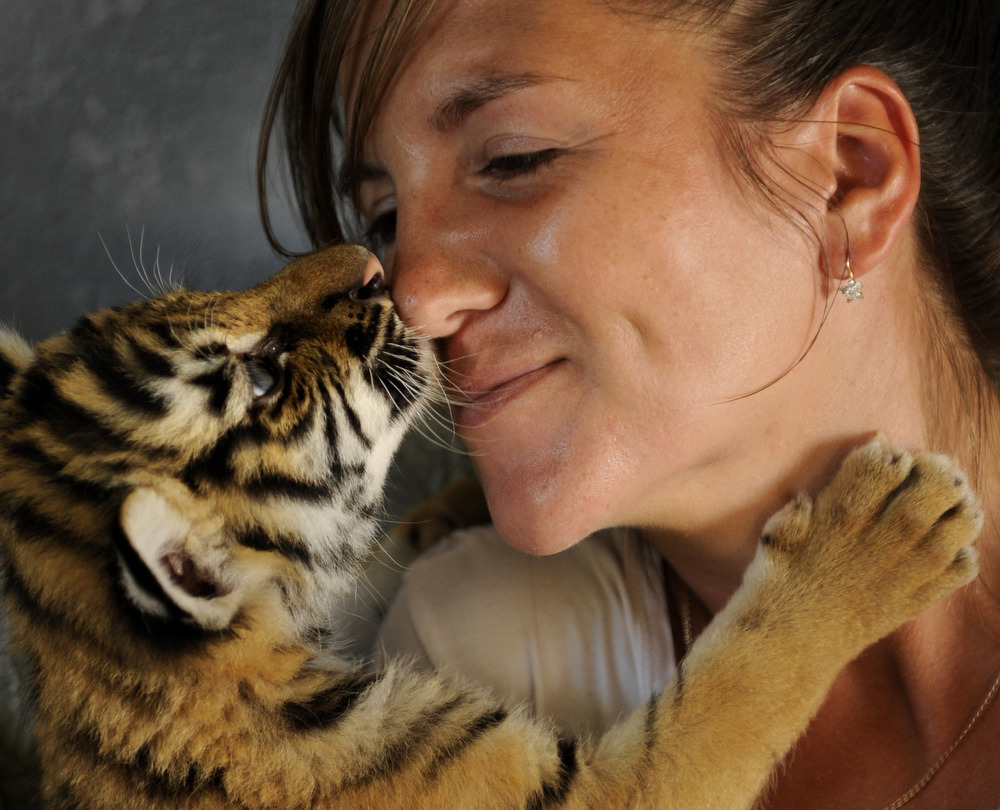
[{"left": 840, "top": 256, "right": 863, "bottom": 302}]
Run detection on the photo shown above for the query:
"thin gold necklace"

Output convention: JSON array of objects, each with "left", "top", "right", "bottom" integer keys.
[
  {"left": 677, "top": 578, "right": 693, "bottom": 655},
  {"left": 878, "top": 667, "right": 1000, "bottom": 810},
  {"left": 673, "top": 580, "right": 1000, "bottom": 810}
]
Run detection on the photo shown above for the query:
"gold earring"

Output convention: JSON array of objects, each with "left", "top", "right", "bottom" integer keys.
[
  {"left": 839, "top": 254, "right": 863, "bottom": 302},
  {"left": 832, "top": 207, "right": 862, "bottom": 302}
]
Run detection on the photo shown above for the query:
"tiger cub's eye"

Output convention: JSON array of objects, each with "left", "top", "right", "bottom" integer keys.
[{"left": 247, "top": 358, "right": 279, "bottom": 399}]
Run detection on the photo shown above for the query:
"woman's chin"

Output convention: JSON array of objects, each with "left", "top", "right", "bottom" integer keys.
[
  {"left": 489, "top": 511, "right": 586, "bottom": 557},
  {"left": 482, "top": 474, "right": 608, "bottom": 557}
]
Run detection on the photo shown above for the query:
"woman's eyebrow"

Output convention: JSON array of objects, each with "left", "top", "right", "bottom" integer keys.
[
  {"left": 429, "top": 72, "right": 554, "bottom": 133},
  {"left": 339, "top": 72, "right": 559, "bottom": 197}
]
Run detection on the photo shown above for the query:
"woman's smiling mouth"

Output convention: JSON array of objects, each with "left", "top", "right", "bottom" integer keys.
[{"left": 454, "top": 360, "right": 566, "bottom": 428}]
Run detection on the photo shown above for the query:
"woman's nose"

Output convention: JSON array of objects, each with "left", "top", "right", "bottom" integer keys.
[{"left": 388, "top": 208, "right": 506, "bottom": 339}]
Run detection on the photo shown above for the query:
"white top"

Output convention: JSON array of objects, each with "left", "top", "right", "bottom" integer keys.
[{"left": 376, "top": 525, "right": 677, "bottom": 738}]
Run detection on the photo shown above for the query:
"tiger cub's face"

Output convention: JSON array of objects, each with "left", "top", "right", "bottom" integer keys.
[{"left": 0, "top": 245, "right": 432, "bottom": 644}]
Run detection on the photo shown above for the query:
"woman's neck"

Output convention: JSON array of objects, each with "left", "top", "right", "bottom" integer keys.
[{"left": 643, "top": 431, "right": 887, "bottom": 613}]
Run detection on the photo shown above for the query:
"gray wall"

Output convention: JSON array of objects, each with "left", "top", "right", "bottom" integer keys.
[{"left": 1, "top": 0, "right": 306, "bottom": 343}]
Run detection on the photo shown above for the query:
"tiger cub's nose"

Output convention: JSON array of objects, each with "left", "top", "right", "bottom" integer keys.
[{"left": 350, "top": 256, "right": 387, "bottom": 302}]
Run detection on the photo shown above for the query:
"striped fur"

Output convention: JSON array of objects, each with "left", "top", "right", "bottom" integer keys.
[{"left": 0, "top": 244, "right": 982, "bottom": 809}]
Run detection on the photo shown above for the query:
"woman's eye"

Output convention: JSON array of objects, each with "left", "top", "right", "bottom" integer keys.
[
  {"left": 477, "top": 148, "right": 563, "bottom": 181},
  {"left": 364, "top": 209, "right": 397, "bottom": 256},
  {"left": 247, "top": 358, "right": 280, "bottom": 399}
]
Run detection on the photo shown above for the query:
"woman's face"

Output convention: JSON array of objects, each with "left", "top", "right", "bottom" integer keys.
[{"left": 348, "top": 0, "right": 833, "bottom": 554}]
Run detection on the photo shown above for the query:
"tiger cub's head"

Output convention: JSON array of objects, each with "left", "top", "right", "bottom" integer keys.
[{"left": 0, "top": 245, "right": 432, "bottom": 647}]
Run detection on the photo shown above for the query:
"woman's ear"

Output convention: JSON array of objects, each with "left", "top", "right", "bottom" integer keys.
[{"left": 774, "top": 65, "right": 921, "bottom": 284}]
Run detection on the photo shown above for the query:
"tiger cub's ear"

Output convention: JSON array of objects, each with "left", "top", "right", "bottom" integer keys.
[
  {"left": 116, "top": 485, "right": 245, "bottom": 631},
  {"left": 0, "top": 326, "right": 34, "bottom": 400}
]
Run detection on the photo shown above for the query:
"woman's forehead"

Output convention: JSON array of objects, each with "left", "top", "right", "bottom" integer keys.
[
  {"left": 339, "top": 0, "right": 704, "bottom": 187},
  {"left": 343, "top": 0, "right": 631, "bottom": 104}
]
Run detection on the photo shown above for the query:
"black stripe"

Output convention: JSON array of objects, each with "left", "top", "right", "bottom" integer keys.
[
  {"left": 331, "top": 379, "right": 371, "bottom": 449},
  {"left": 55, "top": 728, "right": 228, "bottom": 805},
  {"left": 5, "top": 436, "right": 70, "bottom": 476},
  {"left": 190, "top": 366, "right": 234, "bottom": 416},
  {"left": 372, "top": 364, "right": 420, "bottom": 416},
  {"left": 323, "top": 395, "right": 342, "bottom": 458},
  {"left": 344, "top": 311, "right": 382, "bottom": 361},
  {"left": 12, "top": 366, "right": 131, "bottom": 454},
  {"left": 146, "top": 320, "right": 184, "bottom": 350},
  {"left": 79, "top": 344, "right": 169, "bottom": 417},
  {"left": 528, "top": 738, "right": 579, "bottom": 810},
  {"left": 266, "top": 379, "right": 318, "bottom": 443},
  {"left": 328, "top": 537, "right": 365, "bottom": 573},
  {"left": 182, "top": 422, "right": 296, "bottom": 491},
  {"left": 1, "top": 561, "right": 75, "bottom": 646},
  {"left": 243, "top": 472, "right": 334, "bottom": 502},
  {"left": 5, "top": 439, "right": 126, "bottom": 506},
  {"left": 270, "top": 374, "right": 298, "bottom": 418},
  {"left": 69, "top": 312, "right": 105, "bottom": 342},
  {"left": 130, "top": 745, "right": 228, "bottom": 798},
  {"left": 287, "top": 393, "right": 318, "bottom": 442},
  {"left": 129, "top": 340, "right": 176, "bottom": 379},
  {"left": 0, "top": 557, "right": 118, "bottom": 668},
  {"left": 283, "top": 671, "right": 382, "bottom": 731},
  {"left": 366, "top": 335, "right": 425, "bottom": 417},
  {"left": 267, "top": 322, "right": 306, "bottom": 353},
  {"left": 382, "top": 339, "right": 421, "bottom": 378},
  {"left": 423, "top": 708, "right": 509, "bottom": 781},
  {"left": 321, "top": 292, "right": 342, "bottom": 311},
  {"left": 70, "top": 316, "right": 169, "bottom": 417},
  {"left": 551, "top": 738, "right": 580, "bottom": 802},
  {"left": 343, "top": 694, "right": 468, "bottom": 789},
  {"left": 339, "top": 464, "right": 368, "bottom": 491},
  {"left": 390, "top": 342, "right": 423, "bottom": 408},
  {"left": 44, "top": 776, "right": 88, "bottom": 810},
  {"left": 4, "top": 497, "right": 90, "bottom": 550},
  {"left": 194, "top": 341, "right": 228, "bottom": 360},
  {"left": 235, "top": 528, "right": 315, "bottom": 568},
  {"left": 183, "top": 427, "right": 242, "bottom": 489}
]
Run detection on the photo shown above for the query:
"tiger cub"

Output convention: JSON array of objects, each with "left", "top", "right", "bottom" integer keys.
[{"left": 0, "top": 244, "right": 981, "bottom": 809}]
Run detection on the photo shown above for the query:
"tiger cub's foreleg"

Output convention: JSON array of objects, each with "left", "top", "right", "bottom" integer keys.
[{"left": 260, "top": 437, "right": 979, "bottom": 810}]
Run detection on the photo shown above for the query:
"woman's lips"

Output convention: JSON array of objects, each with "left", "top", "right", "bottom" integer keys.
[{"left": 454, "top": 360, "right": 564, "bottom": 428}]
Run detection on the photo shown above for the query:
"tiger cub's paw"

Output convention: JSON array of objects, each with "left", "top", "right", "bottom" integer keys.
[
  {"left": 761, "top": 435, "right": 981, "bottom": 636},
  {"left": 391, "top": 477, "right": 491, "bottom": 553}
]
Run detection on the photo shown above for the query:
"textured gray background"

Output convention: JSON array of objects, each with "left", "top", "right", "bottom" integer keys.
[
  {"left": 0, "top": 0, "right": 305, "bottom": 342},
  {"left": 0, "top": 2, "right": 471, "bottom": 803}
]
